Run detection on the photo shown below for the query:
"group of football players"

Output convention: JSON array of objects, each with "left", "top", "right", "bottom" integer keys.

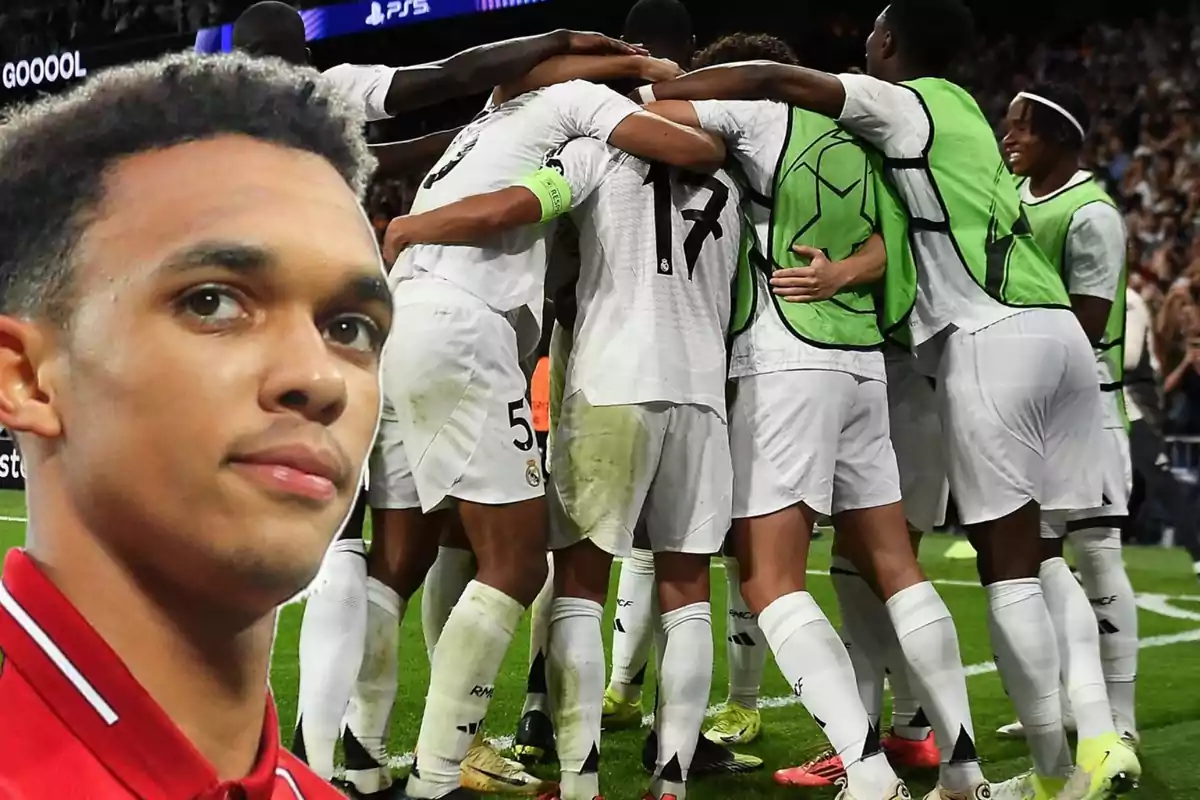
[{"left": 234, "top": 1, "right": 1150, "bottom": 799}]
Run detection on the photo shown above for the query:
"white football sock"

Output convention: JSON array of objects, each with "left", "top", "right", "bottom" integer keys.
[
  {"left": 724, "top": 557, "right": 767, "bottom": 709},
  {"left": 522, "top": 554, "right": 555, "bottom": 717},
  {"left": 344, "top": 577, "right": 403, "bottom": 792},
  {"left": 548, "top": 597, "right": 605, "bottom": 800},
  {"left": 296, "top": 538, "right": 367, "bottom": 779},
  {"left": 889, "top": 669, "right": 933, "bottom": 741},
  {"left": 831, "top": 557, "right": 891, "bottom": 727},
  {"left": 421, "top": 545, "right": 474, "bottom": 658},
  {"left": 986, "top": 578, "right": 1073, "bottom": 779},
  {"left": 609, "top": 548, "right": 656, "bottom": 702},
  {"left": 651, "top": 602, "right": 713, "bottom": 800},
  {"left": 406, "top": 581, "right": 524, "bottom": 799},
  {"left": 1070, "top": 527, "right": 1138, "bottom": 736},
  {"left": 1039, "top": 557, "right": 1116, "bottom": 742},
  {"left": 759, "top": 591, "right": 897, "bottom": 798},
  {"left": 887, "top": 582, "right": 984, "bottom": 791}
]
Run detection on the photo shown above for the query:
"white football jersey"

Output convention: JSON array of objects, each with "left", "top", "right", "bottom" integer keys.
[
  {"left": 394, "top": 81, "right": 639, "bottom": 324},
  {"left": 552, "top": 137, "right": 742, "bottom": 418},
  {"left": 321, "top": 63, "right": 397, "bottom": 122}
]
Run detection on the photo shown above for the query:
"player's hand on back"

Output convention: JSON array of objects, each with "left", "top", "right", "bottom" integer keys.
[
  {"left": 770, "top": 245, "right": 850, "bottom": 302},
  {"left": 635, "top": 56, "right": 684, "bottom": 84},
  {"left": 566, "top": 31, "right": 648, "bottom": 57},
  {"left": 383, "top": 215, "right": 415, "bottom": 266}
]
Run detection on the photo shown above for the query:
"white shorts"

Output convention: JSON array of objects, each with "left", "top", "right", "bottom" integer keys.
[
  {"left": 548, "top": 390, "right": 731, "bottom": 557},
  {"left": 1048, "top": 427, "right": 1131, "bottom": 535},
  {"left": 730, "top": 370, "right": 902, "bottom": 519},
  {"left": 366, "top": 398, "right": 422, "bottom": 510},
  {"left": 938, "top": 309, "right": 1105, "bottom": 526},
  {"left": 384, "top": 278, "right": 544, "bottom": 512},
  {"left": 886, "top": 355, "right": 949, "bottom": 532}
]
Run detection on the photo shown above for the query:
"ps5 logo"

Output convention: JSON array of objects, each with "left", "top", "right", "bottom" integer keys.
[{"left": 365, "top": 0, "right": 431, "bottom": 25}]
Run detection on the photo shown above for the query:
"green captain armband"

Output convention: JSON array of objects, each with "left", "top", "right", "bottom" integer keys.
[{"left": 518, "top": 167, "right": 572, "bottom": 222}]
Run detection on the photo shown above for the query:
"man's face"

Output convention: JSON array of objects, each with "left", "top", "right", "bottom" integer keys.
[
  {"left": 1002, "top": 98, "right": 1050, "bottom": 177},
  {"left": 865, "top": 10, "right": 890, "bottom": 79},
  {"left": 40, "top": 136, "right": 390, "bottom": 611}
]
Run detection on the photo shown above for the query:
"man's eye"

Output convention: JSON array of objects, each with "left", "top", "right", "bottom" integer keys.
[
  {"left": 324, "top": 315, "right": 382, "bottom": 353},
  {"left": 179, "top": 286, "right": 247, "bottom": 323}
]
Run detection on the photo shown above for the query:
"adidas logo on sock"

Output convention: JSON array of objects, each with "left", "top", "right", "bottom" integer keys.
[{"left": 458, "top": 719, "right": 483, "bottom": 735}]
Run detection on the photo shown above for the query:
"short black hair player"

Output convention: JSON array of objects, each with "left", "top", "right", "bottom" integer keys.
[
  {"left": 642, "top": 2, "right": 1141, "bottom": 799},
  {"left": 0, "top": 52, "right": 388, "bottom": 800},
  {"left": 1003, "top": 84, "right": 1144, "bottom": 752}
]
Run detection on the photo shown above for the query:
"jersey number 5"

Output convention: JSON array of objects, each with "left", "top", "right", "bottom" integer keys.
[
  {"left": 644, "top": 164, "right": 729, "bottom": 279},
  {"left": 507, "top": 400, "right": 534, "bottom": 452}
]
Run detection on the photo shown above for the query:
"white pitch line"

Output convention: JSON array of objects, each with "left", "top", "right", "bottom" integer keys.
[
  {"left": 383, "top": 626, "right": 1200, "bottom": 769},
  {"left": 0, "top": 515, "right": 26, "bottom": 523}
]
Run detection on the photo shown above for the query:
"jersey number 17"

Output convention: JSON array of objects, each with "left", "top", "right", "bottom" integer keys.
[{"left": 644, "top": 164, "right": 729, "bottom": 280}]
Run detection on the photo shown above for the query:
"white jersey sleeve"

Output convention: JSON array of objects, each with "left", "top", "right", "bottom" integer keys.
[
  {"left": 691, "top": 99, "right": 789, "bottom": 197},
  {"left": 544, "top": 137, "right": 619, "bottom": 213},
  {"left": 836, "top": 73, "right": 931, "bottom": 158},
  {"left": 538, "top": 80, "right": 640, "bottom": 143},
  {"left": 1124, "top": 288, "right": 1151, "bottom": 371},
  {"left": 1065, "top": 202, "right": 1126, "bottom": 301},
  {"left": 322, "top": 63, "right": 396, "bottom": 122}
]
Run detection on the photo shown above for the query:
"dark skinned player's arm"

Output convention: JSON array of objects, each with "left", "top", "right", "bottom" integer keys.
[
  {"left": 383, "top": 31, "right": 641, "bottom": 114},
  {"left": 493, "top": 54, "right": 683, "bottom": 104},
  {"left": 370, "top": 127, "right": 465, "bottom": 177},
  {"left": 1071, "top": 296, "right": 1113, "bottom": 346},
  {"left": 642, "top": 61, "right": 848, "bottom": 119}
]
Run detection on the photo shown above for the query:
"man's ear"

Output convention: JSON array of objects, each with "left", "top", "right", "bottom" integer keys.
[
  {"left": 0, "top": 316, "right": 62, "bottom": 440},
  {"left": 881, "top": 29, "right": 898, "bottom": 61}
]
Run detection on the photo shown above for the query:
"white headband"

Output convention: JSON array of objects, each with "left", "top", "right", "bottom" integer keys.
[{"left": 1015, "top": 91, "right": 1087, "bottom": 141}]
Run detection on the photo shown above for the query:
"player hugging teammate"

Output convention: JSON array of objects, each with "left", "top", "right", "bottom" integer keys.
[{"left": 273, "top": 1, "right": 1147, "bottom": 800}]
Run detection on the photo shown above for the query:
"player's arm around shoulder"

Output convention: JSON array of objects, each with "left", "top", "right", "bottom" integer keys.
[
  {"left": 382, "top": 138, "right": 611, "bottom": 263},
  {"left": 493, "top": 54, "right": 681, "bottom": 105},
  {"left": 606, "top": 107, "right": 726, "bottom": 173},
  {"left": 641, "top": 60, "right": 847, "bottom": 120}
]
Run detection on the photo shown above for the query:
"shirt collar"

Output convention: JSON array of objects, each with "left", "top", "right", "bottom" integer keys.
[{"left": 0, "top": 548, "right": 283, "bottom": 800}]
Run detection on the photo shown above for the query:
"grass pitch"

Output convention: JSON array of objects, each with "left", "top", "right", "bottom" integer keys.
[{"left": 2, "top": 491, "right": 1199, "bottom": 797}]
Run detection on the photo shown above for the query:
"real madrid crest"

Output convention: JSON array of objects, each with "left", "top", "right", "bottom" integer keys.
[{"left": 525, "top": 459, "right": 541, "bottom": 488}]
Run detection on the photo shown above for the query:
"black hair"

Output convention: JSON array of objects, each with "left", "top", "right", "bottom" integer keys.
[
  {"left": 233, "top": 1, "right": 308, "bottom": 65},
  {"left": 1021, "top": 83, "right": 1091, "bottom": 149},
  {"left": 693, "top": 32, "right": 799, "bottom": 69},
  {"left": 623, "top": 0, "right": 694, "bottom": 64},
  {"left": 883, "top": 0, "right": 975, "bottom": 76},
  {"left": 0, "top": 51, "right": 374, "bottom": 324}
]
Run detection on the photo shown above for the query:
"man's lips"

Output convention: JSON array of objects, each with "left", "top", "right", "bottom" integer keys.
[{"left": 229, "top": 443, "right": 349, "bottom": 503}]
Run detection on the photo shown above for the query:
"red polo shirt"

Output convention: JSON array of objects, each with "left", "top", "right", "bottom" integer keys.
[{"left": 0, "top": 549, "right": 344, "bottom": 800}]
